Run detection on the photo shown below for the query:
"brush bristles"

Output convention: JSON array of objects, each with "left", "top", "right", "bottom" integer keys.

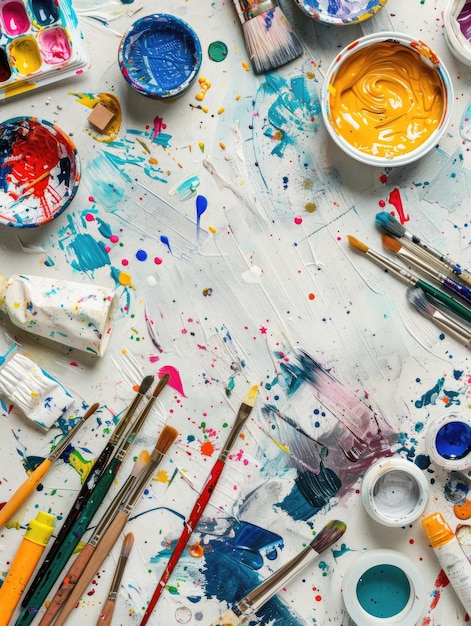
[
  {"left": 132, "top": 449, "right": 151, "bottom": 476},
  {"left": 310, "top": 520, "right": 346, "bottom": 553},
  {"left": 375, "top": 211, "right": 405, "bottom": 238},
  {"left": 84, "top": 403, "right": 100, "bottom": 420},
  {"left": 139, "top": 374, "right": 154, "bottom": 395},
  {"left": 243, "top": 384, "right": 259, "bottom": 408},
  {"left": 408, "top": 288, "right": 436, "bottom": 317},
  {"left": 155, "top": 424, "right": 179, "bottom": 455},
  {"left": 241, "top": 7, "right": 303, "bottom": 74},
  {"left": 152, "top": 373, "right": 169, "bottom": 397},
  {"left": 347, "top": 235, "right": 369, "bottom": 253},
  {"left": 382, "top": 234, "right": 402, "bottom": 253},
  {"left": 121, "top": 532, "right": 135, "bottom": 558}
]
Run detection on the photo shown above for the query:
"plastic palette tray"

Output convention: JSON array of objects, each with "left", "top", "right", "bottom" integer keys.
[{"left": 0, "top": 0, "right": 88, "bottom": 100}]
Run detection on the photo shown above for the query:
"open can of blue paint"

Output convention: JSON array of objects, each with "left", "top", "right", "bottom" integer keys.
[
  {"left": 425, "top": 413, "right": 471, "bottom": 471},
  {"left": 118, "top": 14, "right": 202, "bottom": 100},
  {"left": 342, "top": 549, "right": 426, "bottom": 625}
]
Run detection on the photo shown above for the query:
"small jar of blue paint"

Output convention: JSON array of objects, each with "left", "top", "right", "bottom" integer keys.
[
  {"left": 342, "top": 549, "right": 426, "bottom": 626},
  {"left": 118, "top": 14, "right": 202, "bottom": 100},
  {"left": 425, "top": 413, "right": 471, "bottom": 471}
]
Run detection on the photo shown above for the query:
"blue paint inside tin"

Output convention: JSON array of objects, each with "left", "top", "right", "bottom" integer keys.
[
  {"left": 436, "top": 421, "right": 471, "bottom": 460},
  {"left": 118, "top": 14, "right": 202, "bottom": 99},
  {"left": 357, "top": 564, "right": 410, "bottom": 618}
]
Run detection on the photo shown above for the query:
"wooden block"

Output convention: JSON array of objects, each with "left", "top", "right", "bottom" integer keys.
[{"left": 88, "top": 102, "right": 115, "bottom": 132}]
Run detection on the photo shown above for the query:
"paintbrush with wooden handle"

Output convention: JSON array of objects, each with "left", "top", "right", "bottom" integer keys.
[
  {"left": 21, "top": 375, "right": 153, "bottom": 608},
  {"left": 52, "top": 423, "right": 179, "bottom": 626},
  {"left": 37, "top": 449, "right": 150, "bottom": 626},
  {"left": 210, "top": 519, "right": 347, "bottom": 625},
  {"left": 96, "top": 532, "right": 135, "bottom": 626}
]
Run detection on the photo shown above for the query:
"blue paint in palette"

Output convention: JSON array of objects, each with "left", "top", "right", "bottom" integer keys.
[
  {"left": 356, "top": 564, "right": 410, "bottom": 618},
  {"left": 435, "top": 420, "right": 471, "bottom": 460}
]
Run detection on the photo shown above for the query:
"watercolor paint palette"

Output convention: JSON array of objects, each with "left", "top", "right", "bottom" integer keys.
[{"left": 0, "top": 0, "right": 88, "bottom": 100}]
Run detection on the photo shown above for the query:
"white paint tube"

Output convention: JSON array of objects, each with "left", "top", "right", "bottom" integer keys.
[
  {"left": 0, "top": 273, "right": 117, "bottom": 357},
  {"left": 422, "top": 511, "right": 471, "bottom": 615},
  {"left": 0, "top": 346, "right": 75, "bottom": 430}
]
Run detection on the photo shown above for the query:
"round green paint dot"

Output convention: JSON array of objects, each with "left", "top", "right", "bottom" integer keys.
[{"left": 208, "top": 41, "right": 228, "bottom": 62}]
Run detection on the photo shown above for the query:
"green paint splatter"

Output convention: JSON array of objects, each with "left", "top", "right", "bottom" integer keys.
[{"left": 208, "top": 41, "right": 228, "bottom": 62}]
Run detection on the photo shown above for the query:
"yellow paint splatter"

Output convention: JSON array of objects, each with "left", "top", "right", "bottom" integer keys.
[
  {"left": 199, "top": 141, "right": 205, "bottom": 152},
  {"left": 235, "top": 94, "right": 241, "bottom": 100},
  {"left": 195, "top": 77, "right": 211, "bottom": 101},
  {"left": 69, "top": 449, "right": 94, "bottom": 484},
  {"left": 136, "top": 138, "right": 151, "bottom": 153},
  {"left": 118, "top": 271, "right": 135, "bottom": 289},
  {"left": 242, "top": 61, "right": 250, "bottom": 71},
  {"left": 305, "top": 202, "right": 317, "bottom": 213},
  {"left": 208, "top": 226, "right": 217, "bottom": 233},
  {"left": 217, "top": 107, "right": 225, "bottom": 115},
  {"left": 219, "top": 142, "right": 226, "bottom": 150},
  {"left": 155, "top": 469, "right": 169, "bottom": 483}
]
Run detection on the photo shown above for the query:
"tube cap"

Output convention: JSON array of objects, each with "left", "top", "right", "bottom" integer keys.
[
  {"left": 422, "top": 511, "right": 454, "bottom": 548},
  {"left": 25, "top": 511, "right": 55, "bottom": 547}
]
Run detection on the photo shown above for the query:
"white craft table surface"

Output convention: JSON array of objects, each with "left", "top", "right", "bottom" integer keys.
[{"left": 0, "top": 1, "right": 470, "bottom": 625}]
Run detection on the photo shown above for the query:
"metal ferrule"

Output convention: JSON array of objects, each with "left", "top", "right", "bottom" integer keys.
[{"left": 233, "top": 0, "right": 277, "bottom": 23}]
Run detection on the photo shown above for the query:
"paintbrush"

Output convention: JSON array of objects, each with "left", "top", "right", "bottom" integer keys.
[
  {"left": 407, "top": 287, "right": 471, "bottom": 348},
  {"left": 231, "top": 1, "right": 303, "bottom": 74},
  {"left": 347, "top": 235, "right": 471, "bottom": 325},
  {"left": 37, "top": 450, "right": 150, "bottom": 626},
  {"left": 140, "top": 385, "right": 259, "bottom": 626},
  {"left": 210, "top": 519, "right": 347, "bottom": 625},
  {"left": 375, "top": 211, "right": 471, "bottom": 286},
  {"left": 382, "top": 234, "right": 471, "bottom": 306},
  {"left": 21, "top": 374, "right": 154, "bottom": 608},
  {"left": 96, "top": 532, "right": 135, "bottom": 626},
  {"left": 17, "top": 375, "right": 169, "bottom": 626},
  {"left": 0, "top": 402, "right": 98, "bottom": 529},
  {"left": 52, "top": 424, "right": 179, "bottom": 626}
]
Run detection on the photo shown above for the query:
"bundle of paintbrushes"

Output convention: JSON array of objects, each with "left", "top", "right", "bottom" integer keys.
[
  {"left": 346, "top": 213, "right": 471, "bottom": 342},
  {"left": 17, "top": 373, "right": 170, "bottom": 626},
  {"left": 43, "top": 424, "right": 179, "bottom": 626}
]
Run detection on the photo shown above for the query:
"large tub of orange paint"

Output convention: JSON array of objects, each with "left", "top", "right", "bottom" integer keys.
[{"left": 321, "top": 33, "right": 453, "bottom": 167}]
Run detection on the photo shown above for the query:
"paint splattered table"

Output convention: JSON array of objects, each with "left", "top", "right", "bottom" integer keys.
[{"left": 0, "top": 1, "right": 471, "bottom": 625}]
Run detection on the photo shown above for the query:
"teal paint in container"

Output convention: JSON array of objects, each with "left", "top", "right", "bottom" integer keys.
[{"left": 342, "top": 549, "right": 426, "bottom": 625}]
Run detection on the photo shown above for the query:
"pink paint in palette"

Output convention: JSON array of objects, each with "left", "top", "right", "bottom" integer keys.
[{"left": 0, "top": 0, "right": 88, "bottom": 99}]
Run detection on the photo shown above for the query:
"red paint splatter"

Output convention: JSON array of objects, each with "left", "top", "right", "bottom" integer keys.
[
  {"left": 294, "top": 216, "right": 303, "bottom": 225},
  {"left": 388, "top": 187, "right": 410, "bottom": 224}
]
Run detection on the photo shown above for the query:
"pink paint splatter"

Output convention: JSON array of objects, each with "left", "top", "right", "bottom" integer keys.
[
  {"left": 158, "top": 365, "right": 186, "bottom": 397},
  {"left": 294, "top": 216, "right": 302, "bottom": 225},
  {"left": 152, "top": 116, "right": 167, "bottom": 139}
]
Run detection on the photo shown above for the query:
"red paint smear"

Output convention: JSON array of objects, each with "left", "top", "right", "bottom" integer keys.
[
  {"left": 152, "top": 116, "right": 166, "bottom": 139},
  {"left": 158, "top": 365, "right": 186, "bottom": 397},
  {"left": 388, "top": 188, "right": 410, "bottom": 224},
  {"left": 200, "top": 440, "right": 215, "bottom": 456},
  {"left": 0, "top": 502, "right": 5, "bottom": 511}
]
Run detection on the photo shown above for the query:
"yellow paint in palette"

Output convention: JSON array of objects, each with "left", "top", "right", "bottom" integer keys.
[{"left": 10, "top": 36, "right": 42, "bottom": 74}]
